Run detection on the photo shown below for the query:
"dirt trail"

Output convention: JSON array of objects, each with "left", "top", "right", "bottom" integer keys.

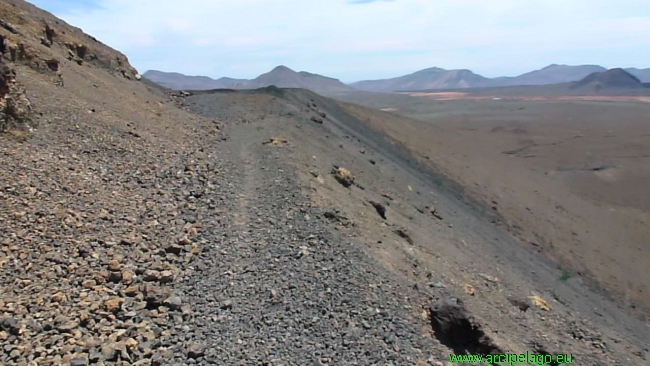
[
  {"left": 183, "top": 88, "right": 650, "bottom": 365},
  {"left": 172, "top": 120, "right": 445, "bottom": 364}
]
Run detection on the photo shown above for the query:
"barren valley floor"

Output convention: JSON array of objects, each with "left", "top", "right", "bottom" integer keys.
[{"left": 336, "top": 92, "right": 650, "bottom": 316}]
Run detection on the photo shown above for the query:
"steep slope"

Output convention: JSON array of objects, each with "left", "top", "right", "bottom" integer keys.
[
  {"left": 0, "top": 1, "right": 224, "bottom": 365},
  {"left": 570, "top": 68, "right": 646, "bottom": 91},
  {"left": 492, "top": 64, "right": 607, "bottom": 86},
  {"left": 142, "top": 70, "right": 245, "bottom": 90},
  {"left": 625, "top": 67, "right": 650, "bottom": 82},
  {"left": 181, "top": 87, "right": 649, "bottom": 365},
  {"left": 0, "top": 0, "right": 139, "bottom": 80},
  {"left": 351, "top": 67, "right": 493, "bottom": 92}
]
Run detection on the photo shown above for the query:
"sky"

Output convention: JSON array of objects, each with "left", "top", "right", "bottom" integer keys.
[{"left": 30, "top": 0, "right": 650, "bottom": 83}]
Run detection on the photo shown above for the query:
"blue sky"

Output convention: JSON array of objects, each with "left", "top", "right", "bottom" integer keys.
[
  {"left": 31, "top": 0, "right": 103, "bottom": 13},
  {"left": 30, "top": 0, "right": 650, "bottom": 82}
]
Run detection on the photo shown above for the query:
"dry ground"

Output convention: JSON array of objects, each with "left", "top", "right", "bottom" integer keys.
[
  {"left": 336, "top": 94, "right": 650, "bottom": 317},
  {"left": 185, "top": 88, "right": 650, "bottom": 364},
  {"left": 1, "top": 1, "right": 649, "bottom": 364}
]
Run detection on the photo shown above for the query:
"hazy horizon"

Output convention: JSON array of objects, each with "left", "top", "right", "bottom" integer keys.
[{"left": 31, "top": 0, "right": 650, "bottom": 83}]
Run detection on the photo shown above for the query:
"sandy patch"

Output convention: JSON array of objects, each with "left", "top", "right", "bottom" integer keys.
[{"left": 404, "top": 92, "right": 650, "bottom": 103}]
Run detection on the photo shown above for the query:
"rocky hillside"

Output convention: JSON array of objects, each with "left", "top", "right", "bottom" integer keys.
[
  {"left": 0, "top": 0, "right": 143, "bottom": 134},
  {"left": 0, "top": 1, "right": 223, "bottom": 365},
  {"left": 0, "top": 0, "right": 139, "bottom": 78}
]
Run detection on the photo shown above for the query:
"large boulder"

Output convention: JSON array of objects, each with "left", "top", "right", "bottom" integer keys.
[{"left": 331, "top": 166, "right": 354, "bottom": 187}]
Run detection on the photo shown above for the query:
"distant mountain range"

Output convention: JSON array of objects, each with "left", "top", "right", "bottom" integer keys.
[
  {"left": 144, "top": 64, "right": 650, "bottom": 94},
  {"left": 352, "top": 64, "right": 650, "bottom": 92},
  {"left": 491, "top": 64, "right": 607, "bottom": 87},
  {"left": 143, "top": 66, "right": 352, "bottom": 94},
  {"left": 142, "top": 70, "right": 246, "bottom": 90}
]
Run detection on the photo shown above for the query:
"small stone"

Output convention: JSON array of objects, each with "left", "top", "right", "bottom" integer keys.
[
  {"left": 56, "top": 320, "right": 78, "bottom": 333},
  {"left": 159, "top": 270, "right": 174, "bottom": 284},
  {"left": 124, "top": 285, "right": 140, "bottom": 297},
  {"left": 143, "top": 270, "right": 161, "bottom": 282},
  {"left": 186, "top": 342, "right": 205, "bottom": 359},
  {"left": 121, "top": 270, "right": 135, "bottom": 284},
  {"left": 0, "top": 318, "right": 20, "bottom": 335},
  {"left": 144, "top": 284, "right": 169, "bottom": 308},
  {"left": 107, "top": 270, "right": 123, "bottom": 283},
  {"left": 529, "top": 295, "right": 551, "bottom": 311},
  {"left": 51, "top": 292, "right": 66, "bottom": 303},
  {"left": 82, "top": 279, "right": 96, "bottom": 289},
  {"left": 124, "top": 338, "right": 138, "bottom": 350},
  {"left": 163, "top": 296, "right": 182, "bottom": 310},
  {"left": 104, "top": 297, "right": 124, "bottom": 313},
  {"left": 70, "top": 356, "right": 88, "bottom": 366},
  {"left": 463, "top": 284, "right": 475, "bottom": 296},
  {"left": 101, "top": 343, "right": 117, "bottom": 361},
  {"left": 89, "top": 348, "right": 102, "bottom": 362},
  {"left": 108, "top": 260, "right": 120, "bottom": 272},
  {"left": 165, "top": 245, "right": 182, "bottom": 255}
]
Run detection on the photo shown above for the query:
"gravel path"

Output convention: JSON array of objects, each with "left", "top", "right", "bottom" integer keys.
[{"left": 169, "top": 123, "right": 438, "bottom": 365}]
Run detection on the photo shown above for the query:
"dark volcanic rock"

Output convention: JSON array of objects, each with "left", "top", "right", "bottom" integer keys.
[
  {"left": 430, "top": 297, "right": 503, "bottom": 355},
  {"left": 394, "top": 228, "right": 413, "bottom": 244},
  {"left": 369, "top": 200, "right": 387, "bottom": 219}
]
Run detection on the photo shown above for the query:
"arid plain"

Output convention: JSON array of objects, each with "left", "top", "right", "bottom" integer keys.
[{"left": 339, "top": 91, "right": 650, "bottom": 315}]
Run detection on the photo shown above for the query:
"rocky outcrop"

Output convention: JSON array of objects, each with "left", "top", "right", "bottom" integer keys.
[
  {"left": 0, "top": 54, "right": 32, "bottom": 133},
  {"left": 0, "top": 1, "right": 141, "bottom": 81}
]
